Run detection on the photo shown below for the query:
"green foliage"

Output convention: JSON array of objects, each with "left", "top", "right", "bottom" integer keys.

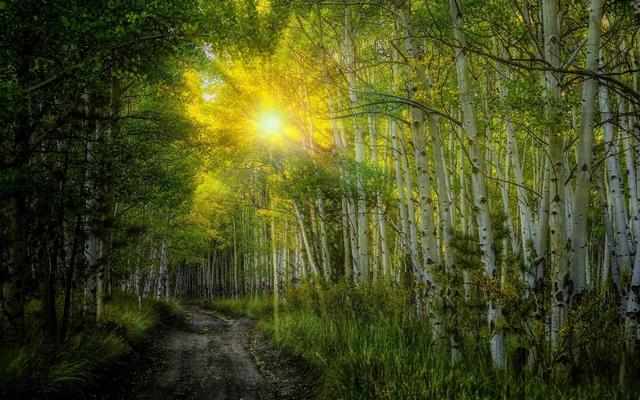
[{"left": 278, "top": 154, "right": 343, "bottom": 202}]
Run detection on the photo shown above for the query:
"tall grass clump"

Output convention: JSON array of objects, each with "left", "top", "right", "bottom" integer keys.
[
  {"left": 213, "top": 283, "right": 638, "bottom": 400},
  {"left": 0, "top": 292, "right": 182, "bottom": 399}
]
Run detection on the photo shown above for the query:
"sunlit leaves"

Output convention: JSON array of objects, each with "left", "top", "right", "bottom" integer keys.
[{"left": 189, "top": 171, "right": 233, "bottom": 238}]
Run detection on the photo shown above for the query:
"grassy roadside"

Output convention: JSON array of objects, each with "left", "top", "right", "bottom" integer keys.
[
  {"left": 0, "top": 293, "right": 183, "bottom": 399},
  {"left": 206, "top": 284, "right": 637, "bottom": 400}
]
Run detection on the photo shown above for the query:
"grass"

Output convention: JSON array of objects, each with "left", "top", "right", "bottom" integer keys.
[
  {"left": 205, "top": 295, "right": 275, "bottom": 319},
  {"left": 208, "top": 283, "right": 639, "bottom": 400},
  {"left": 0, "top": 293, "right": 182, "bottom": 399}
]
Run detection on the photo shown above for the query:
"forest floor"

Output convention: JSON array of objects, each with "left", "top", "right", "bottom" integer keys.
[{"left": 119, "top": 306, "right": 314, "bottom": 400}]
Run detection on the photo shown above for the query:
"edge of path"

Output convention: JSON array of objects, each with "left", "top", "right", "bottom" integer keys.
[
  {"left": 248, "top": 323, "right": 320, "bottom": 400},
  {"left": 202, "top": 304, "right": 320, "bottom": 400},
  {"left": 93, "top": 306, "right": 189, "bottom": 400}
]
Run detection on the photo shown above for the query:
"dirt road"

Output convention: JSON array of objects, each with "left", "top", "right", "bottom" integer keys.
[{"left": 129, "top": 307, "right": 312, "bottom": 400}]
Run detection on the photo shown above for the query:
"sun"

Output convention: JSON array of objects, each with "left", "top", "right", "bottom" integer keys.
[{"left": 258, "top": 111, "right": 283, "bottom": 136}]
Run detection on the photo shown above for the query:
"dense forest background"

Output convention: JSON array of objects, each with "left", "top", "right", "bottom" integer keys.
[{"left": 2, "top": 0, "right": 640, "bottom": 398}]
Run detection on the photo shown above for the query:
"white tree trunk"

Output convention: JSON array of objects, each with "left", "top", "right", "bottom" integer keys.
[
  {"left": 369, "top": 116, "right": 391, "bottom": 278},
  {"left": 344, "top": 6, "right": 369, "bottom": 283},
  {"left": 391, "top": 118, "right": 411, "bottom": 272},
  {"left": 271, "top": 214, "right": 279, "bottom": 304},
  {"left": 449, "top": 0, "right": 504, "bottom": 368},
  {"left": 347, "top": 198, "right": 359, "bottom": 279},
  {"left": 620, "top": 99, "right": 640, "bottom": 247},
  {"left": 506, "top": 119, "right": 535, "bottom": 286},
  {"left": 431, "top": 115, "right": 454, "bottom": 270},
  {"left": 331, "top": 104, "right": 354, "bottom": 281},
  {"left": 410, "top": 109, "right": 439, "bottom": 272},
  {"left": 293, "top": 201, "right": 320, "bottom": 277},
  {"left": 317, "top": 196, "right": 331, "bottom": 281},
  {"left": 573, "top": 0, "right": 603, "bottom": 296},
  {"left": 499, "top": 154, "right": 518, "bottom": 256},
  {"left": 542, "top": 0, "right": 570, "bottom": 350},
  {"left": 602, "top": 182, "right": 622, "bottom": 293},
  {"left": 397, "top": 2, "right": 439, "bottom": 276},
  {"left": 600, "top": 75, "right": 634, "bottom": 275},
  {"left": 341, "top": 197, "right": 352, "bottom": 280},
  {"left": 535, "top": 159, "right": 550, "bottom": 284},
  {"left": 401, "top": 136, "right": 421, "bottom": 275}
]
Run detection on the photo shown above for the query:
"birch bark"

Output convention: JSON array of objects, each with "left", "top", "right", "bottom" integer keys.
[
  {"left": 620, "top": 101, "right": 640, "bottom": 245},
  {"left": 573, "top": 0, "right": 603, "bottom": 297},
  {"left": 344, "top": 6, "right": 369, "bottom": 283},
  {"left": 391, "top": 119, "right": 412, "bottom": 273},
  {"left": 431, "top": 115, "right": 454, "bottom": 271},
  {"left": 401, "top": 137, "right": 421, "bottom": 277},
  {"left": 542, "top": 0, "right": 571, "bottom": 349},
  {"left": 317, "top": 196, "right": 332, "bottom": 281},
  {"left": 449, "top": 0, "right": 504, "bottom": 368},
  {"left": 397, "top": 2, "right": 439, "bottom": 276},
  {"left": 600, "top": 75, "right": 633, "bottom": 275},
  {"left": 369, "top": 116, "right": 391, "bottom": 278},
  {"left": 293, "top": 201, "right": 320, "bottom": 277}
]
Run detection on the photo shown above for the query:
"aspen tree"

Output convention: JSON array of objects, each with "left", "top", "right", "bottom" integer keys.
[
  {"left": 396, "top": 0, "right": 439, "bottom": 275},
  {"left": 573, "top": 0, "right": 603, "bottom": 297},
  {"left": 431, "top": 115, "right": 454, "bottom": 271},
  {"left": 449, "top": 0, "right": 504, "bottom": 367},
  {"left": 600, "top": 71, "right": 634, "bottom": 275},
  {"left": 344, "top": 5, "right": 369, "bottom": 282},
  {"left": 542, "top": 0, "right": 571, "bottom": 349},
  {"left": 369, "top": 116, "right": 391, "bottom": 278}
]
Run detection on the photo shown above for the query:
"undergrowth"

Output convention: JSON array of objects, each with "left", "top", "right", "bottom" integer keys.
[
  {"left": 0, "top": 293, "right": 182, "bottom": 399},
  {"left": 206, "top": 295, "right": 274, "bottom": 319},
  {"left": 209, "top": 283, "right": 639, "bottom": 400}
]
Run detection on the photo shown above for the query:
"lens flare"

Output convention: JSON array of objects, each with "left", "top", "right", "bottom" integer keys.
[{"left": 258, "top": 111, "right": 283, "bottom": 135}]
